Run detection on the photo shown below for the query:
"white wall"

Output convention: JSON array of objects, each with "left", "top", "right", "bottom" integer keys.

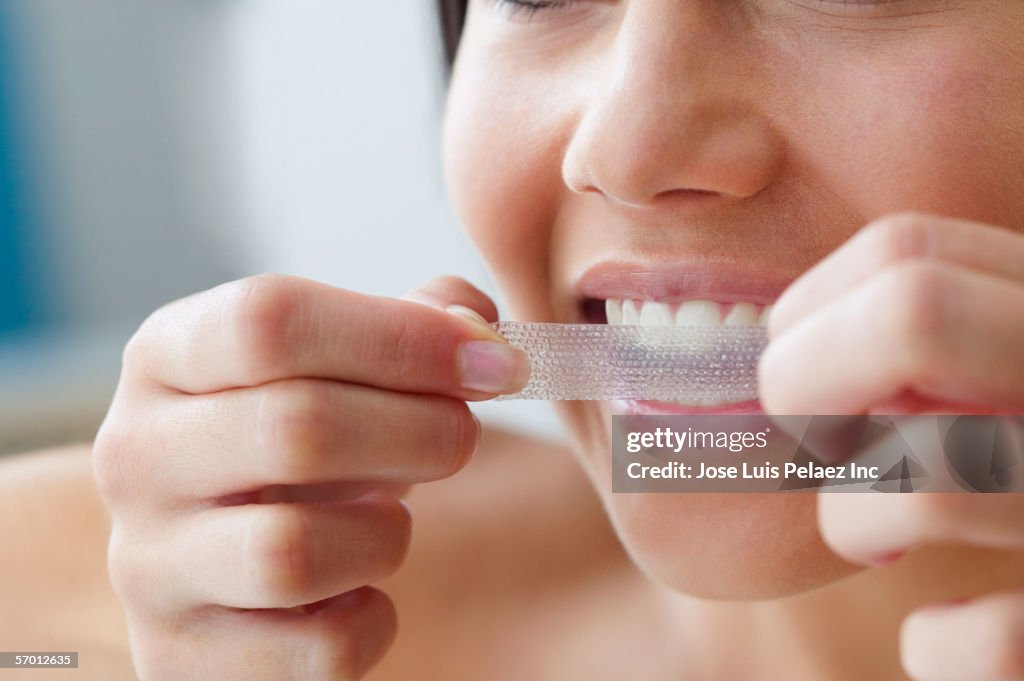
[
  {"left": 221, "top": 0, "right": 561, "bottom": 438},
  {"left": 224, "top": 1, "right": 479, "bottom": 295}
]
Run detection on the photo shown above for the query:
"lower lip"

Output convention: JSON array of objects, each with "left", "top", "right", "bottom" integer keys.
[{"left": 609, "top": 399, "right": 764, "bottom": 416}]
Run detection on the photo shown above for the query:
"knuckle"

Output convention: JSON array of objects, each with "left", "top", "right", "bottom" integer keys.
[
  {"left": 876, "top": 261, "right": 949, "bottom": 371},
  {"left": 226, "top": 274, "right": 303, "bottom": 378},
  {"left": 378, "top": 314, "right": 419, "bottom": 371},
  {"left": 246, "top": 505, "right": 315, "bottom": 606},
  {"left": 91, "top": 418, "right": 137, "bottom": 505},
  {"left": 122, "top": 293, "right": 193, "bottom": 374},
  {"left": 105, "top": 528, "right": 150, "bottom": 607},
  {"left": 257, "top": 381, "right": 332, "bottom": 480},
  {"left": 863, "top": 212, "right": 938, "bottom": 266},
  {"left": 121, "top": 305, "right": 176, "bottom": 380},
  {"left": 120, "top": 323, "right": 150, "bottom": 373}
]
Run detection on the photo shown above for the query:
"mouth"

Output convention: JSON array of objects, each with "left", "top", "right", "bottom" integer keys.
[
  {"left": 573, "top": 260, "right": 793, "bottom": 414},
  {"left": 582, "top": 297, "right": 772, "bottom": 327}
]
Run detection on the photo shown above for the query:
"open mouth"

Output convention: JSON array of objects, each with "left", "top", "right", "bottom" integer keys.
[
  {"left": 578, "top": 297, "right": 770, "bottom": 414},
  {"left": 581, "top": 297, "right": 772, "bottom": 328},
  {"left": 572, "top": 260, "right": 790, "bottom": 414}
]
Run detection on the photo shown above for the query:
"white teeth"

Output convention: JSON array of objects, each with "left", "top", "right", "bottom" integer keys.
[
  {"left": 605, "top": 299, "right": 622, "bottom": 325},
  {"left": 621, "top": 299, "right": 641, "bottom": 325},
  {"left": 598, "top": 298, "right": 766, "bottom": 407},
  {"left": 675, "top": 300, "right": 720, "bottom": 326},
  {"left": 602, "top": 298, "right": 770, "bottom": 328},
  {"left": 723, "top": 302, "right": 758, "bottom": 326},
  {"left": 639, "top": 301, "right": 673, "bottom": 326}
]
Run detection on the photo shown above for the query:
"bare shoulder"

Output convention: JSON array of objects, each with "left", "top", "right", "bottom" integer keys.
[
  {"left": 371, "top": 422, "right": 635, "bottom": 680},
  {"left": 392, "top": 421, "right": 625, "bottom": 586},
  {"left": 0, "top": 445, "right": 135, "bottom": 678}
]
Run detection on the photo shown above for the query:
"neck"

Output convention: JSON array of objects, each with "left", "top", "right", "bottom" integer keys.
[{"left": 648, "top": 546, "right": 1024, "bottom": 680}]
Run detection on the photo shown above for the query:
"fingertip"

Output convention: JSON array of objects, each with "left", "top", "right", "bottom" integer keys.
[
  {"left": 445, "top": 304, "right": 490, "bottom": 326},
  {"left": 401, "top": 276, "right": 499, "bottom": 323},
  {"left": 899, "top": 596, "right": 978, "bottom": 681},
  {"left": 815, "top": 493, "right": 907, "bottom": 568},
  {"left": 444, "top": 304, "right": 505, "bottom": 342}
]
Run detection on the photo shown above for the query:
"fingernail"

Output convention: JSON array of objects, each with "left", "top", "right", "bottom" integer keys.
[
  {"left": 445, "top": 304, "right": 490, "bottom": 327},
  {"left": 458, "top": 341, "right": 530, "bottom": 394}
]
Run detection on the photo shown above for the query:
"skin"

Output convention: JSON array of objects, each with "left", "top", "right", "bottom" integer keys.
[
  {"left": 3, "top": 0, "right": 1024, "bottom": 680},
  {"left": 443, "top": 0, "right": 1024, "bottom": 676}
]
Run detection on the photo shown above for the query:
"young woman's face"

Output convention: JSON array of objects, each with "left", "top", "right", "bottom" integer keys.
[{"left": 442, "top": 0, "right": 1024, "bottom": 598}]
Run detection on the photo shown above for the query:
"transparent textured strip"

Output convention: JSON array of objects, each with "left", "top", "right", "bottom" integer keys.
[{"left": 491, "top": 322, "right": 768, "bottom": 401}]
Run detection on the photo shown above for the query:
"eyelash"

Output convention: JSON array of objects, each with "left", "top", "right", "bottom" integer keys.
[
  {"left": 493, "top": 0, "right": 895, "bottom": 22},
  {"left": 492, "top": 0, "right": 578, "bottom": 21}
]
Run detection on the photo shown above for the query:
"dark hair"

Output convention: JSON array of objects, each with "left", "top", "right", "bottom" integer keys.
[{"left": 438, "top": 0, "right": 468, "bottom": 69}]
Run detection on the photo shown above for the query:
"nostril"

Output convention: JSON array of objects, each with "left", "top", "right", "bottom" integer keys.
[{"left": 656, "top": 187, "right": 721, "bottom": 200}]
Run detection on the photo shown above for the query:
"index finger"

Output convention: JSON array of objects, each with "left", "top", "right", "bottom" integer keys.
[
  {"left": 770, "top": 212, "right": 1024, "bottom": 338},
  {"left": 125, "top": 274, "right": 530, "bottom": 398}
]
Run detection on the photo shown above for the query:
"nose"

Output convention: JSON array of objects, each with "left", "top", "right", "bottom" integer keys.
[{"left": 562, "top": 2, "right": 782, "bottom": 209}]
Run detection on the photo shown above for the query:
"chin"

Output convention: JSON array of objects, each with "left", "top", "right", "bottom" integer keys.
[
  {"left": 604, "top": 490, "right": 860, "bottom": 600},
  {"left": 554, "top": 400, "right": 861, "bottom": 600}
]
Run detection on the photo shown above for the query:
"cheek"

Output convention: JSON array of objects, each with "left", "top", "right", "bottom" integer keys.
[
  {"left": 442, "top": 60, "right": 572, "bottom": 321},
  {"left": 787, "top": 36, "right": 1024, "bottom": 229},
  {"left": 911, "top": 45, "right": 1024, "bottom": 227},
  {"left": 879, "top": 43, "right": 1024, "bottom": 226}
]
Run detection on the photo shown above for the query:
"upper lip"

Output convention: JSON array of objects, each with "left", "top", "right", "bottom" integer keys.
[{"left": 573, "top": 258, "right": 797, "bottom": 305}]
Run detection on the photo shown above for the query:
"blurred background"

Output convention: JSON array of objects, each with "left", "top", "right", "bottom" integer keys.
[{"left": 0, "top": 0, "right": 560, "bottom": 456}]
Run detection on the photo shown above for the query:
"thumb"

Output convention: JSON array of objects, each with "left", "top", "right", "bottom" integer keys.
[
  {"left": 402, "top": 276, "right": 530, "bottom": 395},
  {"left": 401, "top": 275, "right": 501, "bottom": 327}
]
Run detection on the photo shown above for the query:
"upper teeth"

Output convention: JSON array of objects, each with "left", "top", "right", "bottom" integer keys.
[{"left": 606, "top": 299, "right": 771, "bottom": 327}]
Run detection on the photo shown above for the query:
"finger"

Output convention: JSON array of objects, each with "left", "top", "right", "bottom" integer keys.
[
  {"left": 771, "top": 213, "right": 1024, "bottom": 338},
  {"left": 902, "top": 592, "right": 1024, "bottom": 681},
  {"left": 130, "top": 587, "right": 396, "bottom": 681},
  {"left": 125, "top": 274, "right": 528, "bottom": 398},
  {"left": 759, "top": 261, "right": 1024, "bottom": 415},
  {"left": 401, "top": 275, "right": 500, "bottom": 323},
  {"left": 136, "top": 379, "right": 479, "bottom": 501},
  {"left": 818, "top": 493, "right": 1024, "bottom": 568},
  {"left": 112, "top": 494, "right": 411, "bottom": 611}
]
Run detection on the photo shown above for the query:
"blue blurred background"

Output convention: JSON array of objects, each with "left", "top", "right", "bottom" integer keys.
[
  {"left": 0, "top": 8, "right": 44, "bottom": 336},
  {"left": 0, "top": 0, "right": 559, "bottom": 455}
]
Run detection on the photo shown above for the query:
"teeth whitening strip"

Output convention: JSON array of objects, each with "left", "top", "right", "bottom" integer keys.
[{"left": 490, "top": 321, "right": 768, "bottom": 402}]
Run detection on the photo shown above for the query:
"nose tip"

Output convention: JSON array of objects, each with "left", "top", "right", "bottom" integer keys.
[
  {"left": 559, "top": 5, "right": 783, "bottom": 210},
  {"left": 562, "top": 110, "right": 781, "bottom": 209}
]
